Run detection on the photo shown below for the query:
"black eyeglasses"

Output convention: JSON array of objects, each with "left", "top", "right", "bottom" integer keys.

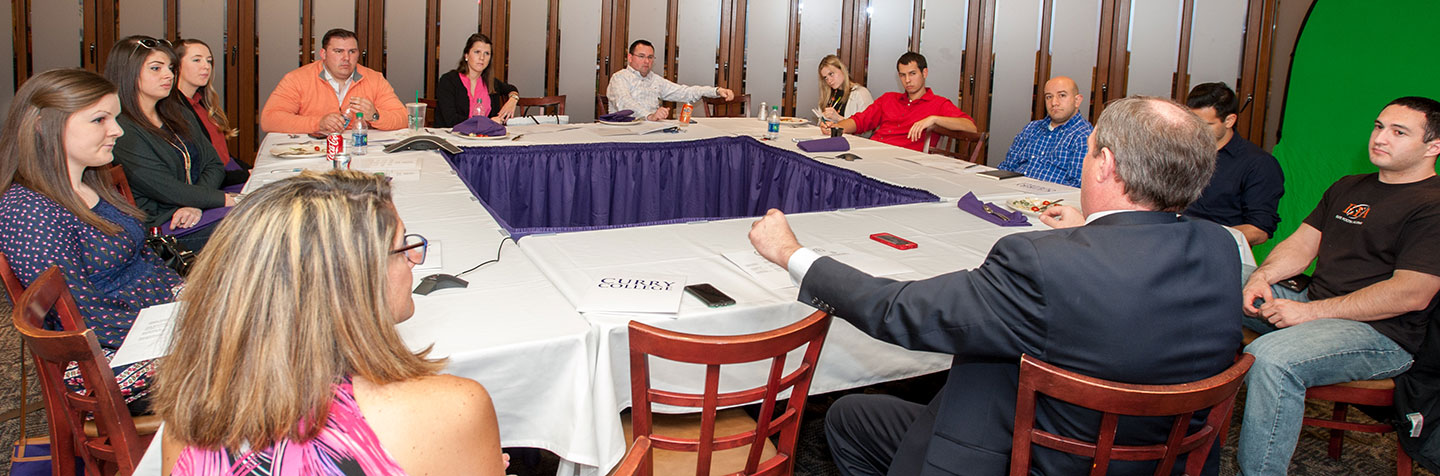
[{"left": 391, "top": 233, "right": 428, "bottom": 265}]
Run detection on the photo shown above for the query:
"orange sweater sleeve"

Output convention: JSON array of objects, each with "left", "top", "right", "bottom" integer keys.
[
  {"left": 362, "top": 72, "right": 409, "bottom": 131},
  {"left": 260, "top": 67, "right": 326, "bottom": 134}
]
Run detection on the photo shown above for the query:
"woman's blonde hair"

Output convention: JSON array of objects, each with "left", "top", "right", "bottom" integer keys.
[
  {"left": 154, "top": 170, "right": 444, "bottom": 451},
  {"left": 817, "top": 54, "right": 855, "bottom": 111},
  {"left": 0, "top": 68, "right": 144, "bottom": 235},
  {"left": 175, "top": 39, "right": 238, "bottom": 139}
]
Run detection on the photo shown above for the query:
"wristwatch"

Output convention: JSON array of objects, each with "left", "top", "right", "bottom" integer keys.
[{"left": 370, "top": 111, "right": 380, "bottom": 122}]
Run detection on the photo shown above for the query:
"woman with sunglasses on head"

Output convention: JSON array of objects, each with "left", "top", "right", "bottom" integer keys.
[
  {"left": 156, "top": 170, "right": 507, "bottom": 476},
  {"left": 174, "top": 38, "right": 249, "bottom": 188},
  {"left": 106, "top": 35, "right": 236, "bottom": 252},
  {"left": 434, "top": 33, "right": 520, "bottom": 128},
  {"left": 0, "top": 68, "right": 182, "bottom": 414},
  {"left": 817, "top": 55, "right": 873, "bottom": 123}
]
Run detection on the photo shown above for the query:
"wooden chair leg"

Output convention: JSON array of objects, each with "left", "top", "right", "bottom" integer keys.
[
  {"left": 1397, "top": 439, "right": 1412, "bottom": 476},
  {"left": 1328, "top": 402, "right": 1348, "bottom": 460}
]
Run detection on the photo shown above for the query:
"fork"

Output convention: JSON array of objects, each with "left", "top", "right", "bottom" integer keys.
[{"left": 982, "top": 203, "right": 1011, "bottom": 221}]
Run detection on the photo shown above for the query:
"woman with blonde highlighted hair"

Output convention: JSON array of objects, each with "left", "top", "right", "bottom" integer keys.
[
  {"left": 817, "top": 54, "right": 874, "bottom": 123},
  {"left": 155, "top": 170, "right": 506, "bottom": 476}
]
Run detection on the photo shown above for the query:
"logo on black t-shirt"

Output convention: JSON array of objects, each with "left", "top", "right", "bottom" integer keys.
[{"left": 1336, "top": 203, "right": 1370, "bottom": 224}]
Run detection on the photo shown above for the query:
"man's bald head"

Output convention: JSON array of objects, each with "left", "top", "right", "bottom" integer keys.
[
  {"left": 1090, "top": 97, "right": 1216, "bottom": 212},
  {"left": 1043, "top": 76, "right": 1083, "bottom": 126}
]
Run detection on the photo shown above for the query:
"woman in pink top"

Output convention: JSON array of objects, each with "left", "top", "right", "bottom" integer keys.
[
  {"left": 155, "top": 171, "right": 507, "bottom": 476},
  {"left": 434, "top": 33, "right": 521, "bottom": 128}
]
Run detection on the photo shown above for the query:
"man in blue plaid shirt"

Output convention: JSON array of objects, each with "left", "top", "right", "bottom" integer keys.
[{"left": 997, "top": 76, "right": 1093, "bottom": 187}]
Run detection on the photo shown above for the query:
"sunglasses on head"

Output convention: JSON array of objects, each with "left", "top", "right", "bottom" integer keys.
[{"left": 137, "top": 38, "right": 173, "bottom": 50}]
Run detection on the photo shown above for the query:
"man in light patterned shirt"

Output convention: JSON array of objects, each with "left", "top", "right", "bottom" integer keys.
[
  {"left": 606, "top": 39, "right": 734, "bottom": 121},
  {"left": 997, "top": 76, "right": 1093, "bottom": 187}
]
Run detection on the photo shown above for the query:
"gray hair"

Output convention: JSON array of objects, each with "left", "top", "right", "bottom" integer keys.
[{"left": 1092, "top": 97, "right": 1216, "bottom": 212}]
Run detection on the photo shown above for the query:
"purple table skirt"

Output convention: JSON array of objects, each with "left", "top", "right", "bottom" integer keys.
[{"left": 443, "top": 136, "right": 939, "bottom": 239}]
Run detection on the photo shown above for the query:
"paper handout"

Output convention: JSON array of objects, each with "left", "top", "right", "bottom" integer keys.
[
  {"left": 576, "top": 273, "right": 688, "bottom": 314},
  {"left": 111, "top": 302, "right": 181, "bottom": 367}
]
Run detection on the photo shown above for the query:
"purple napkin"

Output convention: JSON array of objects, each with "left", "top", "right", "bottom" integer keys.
[
  {"left": 453, "top": 116, "right": 507, "bottom": 136},
  {"left": 798, "top": 136, "right": 850, "bottom": 153},
  {"left": 598, "top": 109, "right": 635, "bottom": 122},
  {"left": 956, "top": 192, "right": 1029, "bottom": 227},
  {"left": 161, "top": 206, "right": 233, "bottom": 236}
]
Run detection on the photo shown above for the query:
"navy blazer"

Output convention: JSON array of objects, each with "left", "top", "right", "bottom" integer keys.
[{"left": 800, "top": 211, "right": 1243, "bottom": 475}]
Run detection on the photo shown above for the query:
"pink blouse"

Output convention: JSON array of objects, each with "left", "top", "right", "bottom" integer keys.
[{"left": 459, "top": 74, "right": 491, "bottom": 118}]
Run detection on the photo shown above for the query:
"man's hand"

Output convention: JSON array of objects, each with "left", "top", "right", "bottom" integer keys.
[
  {"left": 906, "top": 116, "right": 940, "bottom": 142},
  {"left": 749, "top": 209, "right": 802, "bottom": 269},
  {"left": 648, "top": 106, "right": 671, "bottom": 121},
  {"left": 169, "top": 207, "right": 203, "bottom": 229},
  {"left": 1257, "top": 299, "right": 1319, "bottom": 328},
  {"left": 1038, "top": 205, "right": 1083, "bottom": 229},
  {"left": 345, "top": 97, "right": 377, "bottom": 119},
  {"left": 1241, "top": 273, "right": 1276, "bottom": 316},
  {"left": 317, "top": 112, "right": 347, "bottom": 134},
  {"left": 717, "top": 88, "right": 735, "bottom": 101}
]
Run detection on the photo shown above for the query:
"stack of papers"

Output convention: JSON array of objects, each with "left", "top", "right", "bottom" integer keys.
[{"left": 576, "top": 273, "right": 687, "bottom": 314}]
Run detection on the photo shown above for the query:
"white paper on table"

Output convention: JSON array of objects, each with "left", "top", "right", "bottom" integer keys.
[
  {"left": 508, "top": 123, "right": 578, "bottom": 133},
  {"left": 111, "top": 302, "right": 181, "bottom": 367},
  {"left": 576, "top": 273, "right": 687, "bottom": 314},
  {"left": 241, "top": 168, "right": 308, "bottom": 194},
  {"left": 722, "top": 250, "right": 794, "bottom": 290},
  {"left": 896, "top": 155, "right": 985, "bottom": 174},
  {"left": 1001, "top": 179, "right": 1065, "bottom": 195},
  {"left": 809, "top": 243, "right": 915, "bottom": 277},
  {"left": 592, "top": 122, "right": 679, "bottom": 137},
  {"left": 414, "top": 240, "right": 443, "bottom": 272},
  {"left": 371, "top": 169, "right": 421, "bottom": 182},
  {"left": 352, "top": 156, "right": 421, "bottom": 171}
]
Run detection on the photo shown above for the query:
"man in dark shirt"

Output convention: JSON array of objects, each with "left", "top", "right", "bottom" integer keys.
[
  {"left": 1238, "top": 96, "right": 1440, "bottom": 476},
  {"left": 1183, "top": 82, "right": 1285, "bottom": 245}
]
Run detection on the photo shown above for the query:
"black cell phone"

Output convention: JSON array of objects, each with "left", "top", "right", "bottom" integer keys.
[
  {"left": 684, "top": 283, "right": 736, "bottom": 308},
  {"left": 977, "top": 169, "right": 1024, "bottom": 180},
  {"left": 1277, "top": 274, "right": 1312, "bottom": 293}
]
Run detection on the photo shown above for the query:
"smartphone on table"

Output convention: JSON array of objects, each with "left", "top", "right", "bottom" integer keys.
[{"left": 684, "top": 283, "right": 736, "bottom": 308}]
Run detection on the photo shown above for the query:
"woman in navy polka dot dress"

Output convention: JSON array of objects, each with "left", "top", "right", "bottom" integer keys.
[{"left": 0, "top": 68, "right": 182, "bottom": 412}]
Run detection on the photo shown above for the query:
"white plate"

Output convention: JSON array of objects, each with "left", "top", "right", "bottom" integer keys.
[
  {"left": 759, "top": 116, "right": 808, "bottom": 125},
  {"left": 448, "top": 130, "right": 511, "bottom": 140},
  {"left": 269, "top": 143, "right": 327, "bottom": 159},
  {"left": 1008, "top": 197, "right": 1065, "bottom": 217},
  {"left": 596, "top": 119, "right": 642, "bottom": 126}
]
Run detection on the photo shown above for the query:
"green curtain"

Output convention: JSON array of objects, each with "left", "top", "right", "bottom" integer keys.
[{"left": 1255, "top": 0, "right": 1440, "bottom": 263}]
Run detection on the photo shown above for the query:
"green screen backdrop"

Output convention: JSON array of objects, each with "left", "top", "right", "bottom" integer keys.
[{"left": 1255, "top": 0, "right": 1440, "bottom": 263}]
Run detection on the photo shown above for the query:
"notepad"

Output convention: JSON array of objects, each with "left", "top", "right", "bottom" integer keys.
[{"left": 977, "top": 169, "right": 1024, "bottom": 180}]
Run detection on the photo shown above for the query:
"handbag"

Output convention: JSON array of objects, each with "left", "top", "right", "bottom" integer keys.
[{"left": 146, "top": 228, "right": 197, "bottom": 277}]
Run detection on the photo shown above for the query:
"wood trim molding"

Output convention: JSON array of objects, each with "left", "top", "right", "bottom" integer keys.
[
  {"left": 12, "top": 0, "right": 32, "bottom": 86},
  {"left": 225, "top": 0, "right": 258, "bottom": 164},
  {"left": 1236, "top": 0, "right": 1277, "bottom": 141},
  {"left": 301, "top": 0, "right": 313, "bottom": 65},
  {"left": 357, "top": 0, "right": 386, "bottom": 71},
  {"left": 1093, "top": 0, "right": 1130, "bottom": 119},
  {"left": 1031, "top": 0, "right": 1055, "bottom": 121},
  {"left": 597, "top": 0, "right": 629, "bottom": 100},
  {"left": 166, "top": 0, "right": 179, "bottom": 40},
  {"left": 958, "top": 0, "right": 996, "bottom": 163},
  {"left": 838, "top": 0, "right": 870, "bottom": 86},
  {"left": 908, "top": 0, "right": 922, "bottom": 53},
  {"left": 479, "top": 0, "right": 510, "bottom": 82},
  {"left": 424, "top": 0, "right": 439, "bottom": 98},
  {"left": 81, "top": 0, "right": 116, "bottom": 71},
  {"left": 545, "top": 0, "right": 560, "bottom": 96},
  {"left": 1173, "top": 0, "right": 1196, "bottom": 100},
  {"left": 663, "top": 0, "right": 678, "bottom": 83},
  {"left": 781, "top": 0, "right": 801, "bottom": 116}
]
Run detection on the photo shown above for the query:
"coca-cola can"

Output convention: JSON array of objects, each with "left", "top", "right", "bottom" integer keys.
[{"left": 325, "top": 132, "right": 344, "bottom": 161}]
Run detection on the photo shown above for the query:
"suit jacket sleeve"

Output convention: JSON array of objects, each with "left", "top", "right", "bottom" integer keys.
[
  {"left": 434, "top": 72, "right": 467, "bottom": 128},
  {"left": 797, "top": 234, "right": 1048, "bottom": 358}
]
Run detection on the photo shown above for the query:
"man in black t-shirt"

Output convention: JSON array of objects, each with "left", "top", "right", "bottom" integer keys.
[{"left": 1236, "top": 96, "right": 1440, "bottom": 476}]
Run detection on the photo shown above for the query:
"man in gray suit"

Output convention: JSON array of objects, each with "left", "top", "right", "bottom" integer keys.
[{"left": 748, "top": 97, "right": 1243, "bottom": 475}]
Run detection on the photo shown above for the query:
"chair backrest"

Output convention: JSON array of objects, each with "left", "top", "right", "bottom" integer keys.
[
  {"left": 703, "top": 94, "right": 752, "bottom": 118},
  {"left": 598, "top": 95, "right": 611, "bottom": 115},
  {"left": 1009, "top": 353, "right": 1254, "bottom": 476},
  {"left": 97, "top": 163, "right": 137, "bottom": 207},
  {"left": 628, "top": 310, "right": 832, "bottom": 476},
  {"left": 0, "top": 250, "right": 25, "bottom": 304},
  {"left": 419, "top": 98, "right": 438, "bottom": 127},
  {"left": 613, "top": 435, "right": 653, "bottom": 476},
  {"left": 928, "top": 128, "right": 989, "bottom": 164},
  {"left": 13, "top": 267, "right": 146, "bottom": 476},
  {"left": 516, "top": 95, "right": 566, "bottom": 116}
]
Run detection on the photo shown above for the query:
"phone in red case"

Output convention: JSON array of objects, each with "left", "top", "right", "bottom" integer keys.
[{"left": 870, "top": 233, "right": 917, "bottom": 250}]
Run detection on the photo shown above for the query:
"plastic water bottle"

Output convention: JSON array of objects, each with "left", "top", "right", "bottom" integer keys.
[
  {"left": 350, "top": 112, "right": 369, "bottom": 155},
  {"left": 758, "top": 101, "right": 768, "bottom": 121},
  {"left": 766, "top": 106, "right": 781, "bottom": 140}
]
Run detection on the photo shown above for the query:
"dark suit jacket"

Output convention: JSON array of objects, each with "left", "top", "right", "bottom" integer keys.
[
  {"left": 800, "top": 211, "right": 1243, "bottom": 475},
  {"left": 435, "top": 70, "right": 519, "bottom": 128},
  {"left": 114, "top": 112, "right": 226, "bottom": 228}
]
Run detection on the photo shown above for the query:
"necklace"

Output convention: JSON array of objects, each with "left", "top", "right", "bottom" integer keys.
[{"left": 163, "top": 129, "right": 193, "bottom": 185}]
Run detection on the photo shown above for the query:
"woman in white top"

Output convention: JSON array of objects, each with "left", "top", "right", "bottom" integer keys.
[{"left": 818, "top": 55, "right": 874, "bottom": 122}]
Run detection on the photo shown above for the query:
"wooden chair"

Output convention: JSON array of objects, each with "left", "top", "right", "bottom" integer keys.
[
  {"left": 626, "top": 310, "right": 831, "bottom": 476},
  {"left": 0, "top": 250, "right": 24, "bottom": 303},
  {"left": 612, "top": 435, "right": 653, "bottom": 476},
  {"left": 702, "top": 94, "right": 751, "bottom": 118},
  {"left": 97, "top": 163, "right": 136, "bottom": 207},
  {"left": 927, "top": 128, "right": 988, "bottom": 164},
  {"left": 419, "top": 98, "right": 437, "bottom": 127},
  {"left": 598, "top": 95, "right": 611, "bottom": 114},
  {"left": 1241, "top": 328, "right": 1413, "bottom": 475},
  {"left": 1009, "top": 353, "right": 1254, "bottom": 476},
  {"left": 13, "top": 267, "right": 156, "bottom": 476},
  {"left": 516, "top": 95, "right": 566, "bottom": 116}
]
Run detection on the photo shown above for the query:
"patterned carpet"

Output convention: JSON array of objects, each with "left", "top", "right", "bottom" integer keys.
[{"left": 0, "top": 293, "right": 1431, "bottom": 475}]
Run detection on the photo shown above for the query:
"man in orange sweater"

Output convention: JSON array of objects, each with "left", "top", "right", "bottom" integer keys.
[{"left": 261, "top": 28, "right": 407, "bottom": 134}]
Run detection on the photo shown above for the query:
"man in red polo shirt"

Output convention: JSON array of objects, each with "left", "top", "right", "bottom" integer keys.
[{"left": 820, "top": 52, "right": 976, "bottom": 151}]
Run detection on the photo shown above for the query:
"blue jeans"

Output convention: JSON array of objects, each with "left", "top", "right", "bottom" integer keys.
[{"left": 1237, "top": 284, "right": 1414, "bottom": 475}]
